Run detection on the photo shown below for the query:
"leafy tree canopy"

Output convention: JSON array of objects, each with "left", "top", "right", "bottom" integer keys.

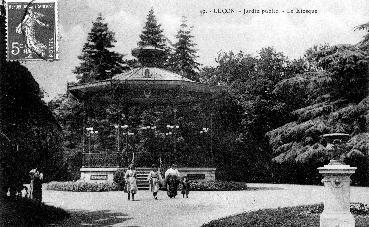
[{"left": 267, "top": 43, "right": 369, "bottom": 164}]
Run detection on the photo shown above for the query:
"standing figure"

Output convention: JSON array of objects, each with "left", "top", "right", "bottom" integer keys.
[
  {"left": 15, "top": 7, "right": 49, "bottom": 56},
  {"left": 124, "top": 164, "right": 138, "bottom": 201},
  {"left": 165, "top": 164, "right": 180, "bottom": 198},
  {"left": 147, "top": 164, "right": 162, "bottom": 200},
  {"left": 29, "top": 168, "right": 43, "bottom": 202},
  {"left": 181, "top": 176, "right": 190, "bottom": 198}
]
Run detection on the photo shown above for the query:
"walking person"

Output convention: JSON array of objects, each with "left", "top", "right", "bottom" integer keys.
[
  {"left": 124, "top": 164, "right": 138, "bottom": 201},
  {"left": 147, "top": 164, "right": 162, "bottom": 200},
  {"left": 164, "top": 164, "right": 180, "bottom": 198}
]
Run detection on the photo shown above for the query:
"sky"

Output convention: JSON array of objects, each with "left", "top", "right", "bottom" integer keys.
[{"left": 18, "top": 0, "right": 369, "bottom": 101}]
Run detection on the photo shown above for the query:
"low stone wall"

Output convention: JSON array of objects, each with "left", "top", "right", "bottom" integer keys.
[
  {"left": 80, "top": 167, "right": 216, "bottom": 182},
  {"left": 178, "top": 168, "right": 216, "bottom": 181}
]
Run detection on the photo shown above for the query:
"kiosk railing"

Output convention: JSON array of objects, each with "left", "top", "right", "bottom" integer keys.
[{"left": 82, "top": 152, "right": 125, "bottom": 167}]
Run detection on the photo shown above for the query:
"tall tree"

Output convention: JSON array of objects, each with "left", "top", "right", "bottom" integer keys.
[
  {"left": 137, "top": 8, "right": 169, "bottom": 67},
  {"left": 0, "top": 61, "right": 67, "bottom": 197},
  {"left": 170, "top": 16, "right": 200, "bottom": 81},
  {"left": 74, "top": 13, "right": 126, "bottom": 83}
]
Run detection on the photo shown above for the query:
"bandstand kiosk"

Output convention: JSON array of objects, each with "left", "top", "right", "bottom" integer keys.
[{"left": 67, "top": 46, "right": 226, "bottom": 189}]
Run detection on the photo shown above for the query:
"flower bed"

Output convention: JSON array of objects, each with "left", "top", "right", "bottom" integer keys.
[
  {"left": 176, "top": 180, "right": 247, "bottom": 191},
  {"left": 46, "top": 181, "right": 119, "bottom": 192},
  {"left": 308, "top": 202, "right": 369, "bottom": 216},
  {"left": 47, "top": 180, "right": 248, "bottom": 192}
]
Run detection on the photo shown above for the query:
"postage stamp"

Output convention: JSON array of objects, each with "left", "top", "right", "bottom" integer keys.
[{"left": 6, "top": 0, "right": 59, "bottom": 61}]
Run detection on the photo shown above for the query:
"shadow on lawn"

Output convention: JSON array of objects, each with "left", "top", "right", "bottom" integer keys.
[
  {"left": 0, "top": 197, "right": 69, "bottom": 226},
  {"left": 54, "top": 209, "right": 132, "bottom": 226}
]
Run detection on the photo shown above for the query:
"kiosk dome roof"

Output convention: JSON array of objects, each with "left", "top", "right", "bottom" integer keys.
[{"left": 113, "top": 67, "right": 193, "bottom": 82}]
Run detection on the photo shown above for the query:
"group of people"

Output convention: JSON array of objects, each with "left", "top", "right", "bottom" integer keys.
[
  {"left": 124, "top": 164, "right": 190, "bottom": 201},
  {"left": 13, "top": 168, "right": 43, "bottom": 200}
]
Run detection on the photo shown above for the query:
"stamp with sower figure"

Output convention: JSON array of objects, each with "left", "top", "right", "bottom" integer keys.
[{"left": 6, "top": 0, "right": 58, "bottom": 61}]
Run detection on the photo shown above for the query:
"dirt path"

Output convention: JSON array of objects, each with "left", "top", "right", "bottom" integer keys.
[{"left": 43, "top": 184, "right": 369, "bottom": 226}]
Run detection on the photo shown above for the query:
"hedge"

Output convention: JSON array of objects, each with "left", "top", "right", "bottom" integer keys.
[
  {"left": 308, "top": 202, "right": 369, "bottom": 216},
  {"left": 46, "top": 181, "right": 119, "bottom": 192},
  {"left": 113, "top": 169, "right": 126, "bottom": 190},
  {"left": 47, "top": 180, "right": 247, "bottom": 192},
  {"left": 175, "top": 180, "right": 247, "bottom": 191}
]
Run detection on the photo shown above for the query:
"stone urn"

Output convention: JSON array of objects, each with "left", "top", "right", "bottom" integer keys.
[{"left": 318, "top": 133, "right": 356, "bottom": 227}]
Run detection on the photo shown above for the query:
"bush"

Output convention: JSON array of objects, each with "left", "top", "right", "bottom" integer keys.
[
  {"left": 178, "top": 180, "right": 247, "bottom": 191},
  {"left": 113, "top": 169, "right": 126, "bottom": 190},
  {"left": 46, "top": 181, "right": 119, "bottom": 192},
  {"left": 309, "top": 203, "right": 369, "bottom": 216}
]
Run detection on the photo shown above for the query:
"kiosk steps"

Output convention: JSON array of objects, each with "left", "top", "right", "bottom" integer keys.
[{"left": 135, "top": 168, "right": 151, "bottom": 190}]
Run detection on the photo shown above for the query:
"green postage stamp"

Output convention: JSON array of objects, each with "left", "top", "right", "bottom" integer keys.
[{"left": 6, "top": 0, "right": 59, "bottom": 61}]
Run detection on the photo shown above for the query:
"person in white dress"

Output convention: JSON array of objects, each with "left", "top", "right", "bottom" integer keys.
[
  {"left": 124, "top": 164, "right": 138, "bottom": 201},
  {"left": 147, "top": 164, "right": 163, "bottom": 200},
  {"left": 164, "top": 164, "right": 180, "bottom": 179},
  {"left": 164, "top": 164, "right": 180, "bottom": 198}
]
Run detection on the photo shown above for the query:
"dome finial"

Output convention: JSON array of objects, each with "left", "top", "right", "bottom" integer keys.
[{"left": 132, "top": 45, "right": 165, "bottom": 67}]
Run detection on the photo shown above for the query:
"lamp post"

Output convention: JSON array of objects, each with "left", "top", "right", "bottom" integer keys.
[
  {"left": 123, "top": 130, "right": 134, "bottom": 164},
  {"left": 318, "top": 133, "right": 356, "bottom": 227},
  {"left": 86, "top": 127, "right": 98, "bottom": 154},
  {"left": 114, "top": 124, "right": 128, "bottom": 153},
  {"left": 140, "top": 125, "right": 158, "bottom": 163},
  {"left": 166, "top": 124, "right": 179, "bottom": 163},
  {"left": 85, "top": 127, "right": 98, "bottom": 167},
  {"left": 200, "top": 127, "right": 210, "bottom": 165}
]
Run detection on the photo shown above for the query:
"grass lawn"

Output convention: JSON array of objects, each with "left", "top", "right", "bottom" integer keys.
[
  {"left": 0, "top": 197, "right": 69, "bottom": 226},
  {"left": 202, "top": 204, "right": 369, "bottom": 227},
  {"left": 53, "top": 210, "right": 131, "bottom": 226}
]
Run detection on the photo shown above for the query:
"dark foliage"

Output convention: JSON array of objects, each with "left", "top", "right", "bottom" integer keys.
[
  {"left": 113, "top": 169, "right": 126, "bottom": 190},
  {"left": 48, "top": 94, "right": 85, "bottom": 180},
  {"left": 199, "top": 48, "right": 304, "bottom": 182},
  {"left": 0, "top": 61, "right": 68, "bottom": 196}
]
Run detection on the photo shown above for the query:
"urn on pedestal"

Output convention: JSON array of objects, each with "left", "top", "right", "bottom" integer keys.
[{"left": 318, "top": 133, "right": 356, "bottom": 227}]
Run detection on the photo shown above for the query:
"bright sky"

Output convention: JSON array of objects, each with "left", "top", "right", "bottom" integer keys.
[{"left": 20, "top": 0, "right": 368, "bottom": 101}]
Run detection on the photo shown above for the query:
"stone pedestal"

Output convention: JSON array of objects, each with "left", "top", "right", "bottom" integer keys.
[{"left": 318, "top": 162, "right": 356, "bottom": 227}]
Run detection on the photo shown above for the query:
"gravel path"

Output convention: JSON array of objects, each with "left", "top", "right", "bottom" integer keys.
[{"left": 43, "top": 184, "right": 369, "bottom": 227}]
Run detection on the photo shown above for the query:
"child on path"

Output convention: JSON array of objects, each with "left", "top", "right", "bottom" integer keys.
[{"left": 181, "top": 176, "right": 190, "bottom": 198}]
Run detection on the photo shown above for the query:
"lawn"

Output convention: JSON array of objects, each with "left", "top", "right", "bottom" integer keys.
[{"left": 202, "top": 204, "right": 369, "bottom": 227}]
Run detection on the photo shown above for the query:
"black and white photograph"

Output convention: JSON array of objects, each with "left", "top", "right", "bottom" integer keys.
[{"left": 0, "top": 0, "right": 369, "bottom": 226}]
